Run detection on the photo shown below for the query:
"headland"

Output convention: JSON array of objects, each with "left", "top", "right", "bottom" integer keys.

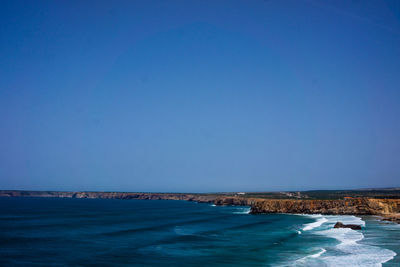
[{"left": 1, "top": 189, "right": 399, "bottom": 223}]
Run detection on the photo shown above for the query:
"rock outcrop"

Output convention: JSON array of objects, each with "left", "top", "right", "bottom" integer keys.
[
  {"left": 333, "top": 222, "right": 362, "bottom": 230},
  {"left": 382, "top": 213, "right": 400, "bottom": 224},
  {"left": 249, "top": 198, "right": 400, "bottom": 216}
]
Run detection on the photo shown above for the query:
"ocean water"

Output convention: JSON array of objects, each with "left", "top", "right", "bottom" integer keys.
[{"left": 0, "top": 198, "right": 399, "bottom": 266}]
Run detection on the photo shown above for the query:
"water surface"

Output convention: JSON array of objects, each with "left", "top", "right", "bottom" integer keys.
[{"left": 0, "top": 198, "right": 398, "bottom": 266}]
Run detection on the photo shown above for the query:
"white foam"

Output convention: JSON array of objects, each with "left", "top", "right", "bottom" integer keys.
[
  {"left": 308, "top": 215, "right": 396, "bottom": 266},
  {"left": 327, "top": 215, "right": 365, "bottom": 226},
  {"left": 310, "top": 248, "right": 326, "bottom": 258},
  {"left": 294, "top": 248, "right": 326, "bottom": 265},
  {"left": 308, "top": 214, "right": 323, "bottom": 218},
  {"left": 302, "top": 216, "right": 328, "bottom": 231},
  {"left": 233, "top": 207, "right": 251, "bottom": 214},
  {"left": 321, "top": 245, "right": 396, "bottom": 267}
]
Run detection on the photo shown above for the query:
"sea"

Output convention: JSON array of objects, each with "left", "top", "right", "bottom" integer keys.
[{"left": 0, "top": 197, "right": 399, "bottom": 266}]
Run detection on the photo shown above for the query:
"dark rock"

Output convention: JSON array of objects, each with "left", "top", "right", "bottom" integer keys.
[
  {"left": 382, "top": 213, "right": 400, "bottom": 224},
  {"left": 334, "top": 222, "right": 362, "bottom": 230}
]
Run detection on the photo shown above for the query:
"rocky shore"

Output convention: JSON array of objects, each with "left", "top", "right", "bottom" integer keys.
[
  {"left": 382, "top": 213, "right": 400, "bottom": 224},
  {"left": 1, "top": 190, "right": 399, "bottom": 223}
]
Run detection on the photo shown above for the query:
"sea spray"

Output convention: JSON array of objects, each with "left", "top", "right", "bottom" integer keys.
[{"left": 296, "top": 215, "right": 396, "bottom": 266}]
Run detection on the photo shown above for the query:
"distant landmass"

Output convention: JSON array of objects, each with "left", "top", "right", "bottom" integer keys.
[{"left": 1, "top": 188, "right": 400, "bottom": 223}]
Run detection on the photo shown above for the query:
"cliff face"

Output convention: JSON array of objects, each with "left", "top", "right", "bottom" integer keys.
[
  {"left": 0, "top": 190, "right": 219, "bottom": 203},
  {"left": 1, "top": 191, "right": 399, "bottom": 219},
  {"left": 213, "top": 197, "right": 254, "bottom": 206},
  {"left": 249, "top": 198, "right": 400, "bottom": 215}
]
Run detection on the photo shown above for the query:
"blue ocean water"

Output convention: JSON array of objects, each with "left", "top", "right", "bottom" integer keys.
[{"left": 0, "top": 197, "right": 399, "bottom": 266}]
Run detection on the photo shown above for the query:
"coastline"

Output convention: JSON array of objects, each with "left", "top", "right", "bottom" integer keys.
[
  {"left": 1, "top": 190, "right": 399, "bottom": 223},
  {"left": 1, "top": 196, "right": 399, "bottom": 265}
]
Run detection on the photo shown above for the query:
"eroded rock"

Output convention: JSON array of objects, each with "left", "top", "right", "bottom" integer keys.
[{"left": 333, "top": 222, "right": 362, "bottom": 230}]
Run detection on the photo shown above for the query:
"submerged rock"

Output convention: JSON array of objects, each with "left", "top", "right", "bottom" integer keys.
[
  {"left": 333, "top": 222, "right": 362, "bottom": 230},
  {"left": 382, "top": 213, "right": 400, "bottom": 223}
]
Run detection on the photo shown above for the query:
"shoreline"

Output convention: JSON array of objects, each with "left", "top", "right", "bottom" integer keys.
[
  {"left": 1, "top": 190, "right": 399, "bottom": 223},
  {"left": 1, "top": 193, "right": 398, "bottom": 266}
]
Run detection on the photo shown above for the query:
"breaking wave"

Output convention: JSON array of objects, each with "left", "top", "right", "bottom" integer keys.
[
  {"left": 294, "top": 215, "right": 396, "bottom": 266},
  {"left": 232, "top": 207, "right": 251, "bottom": 214},
  {"left": 302, "top": 215, "right": 328, "bottom": 231}
]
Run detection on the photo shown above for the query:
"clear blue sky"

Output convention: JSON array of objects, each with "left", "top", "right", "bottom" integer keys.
[{"left": 1, "top": 0, "right": 400, "bottom": 192}]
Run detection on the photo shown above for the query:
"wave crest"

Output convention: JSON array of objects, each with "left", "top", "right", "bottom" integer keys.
[
  {"left": 302, "top": 216, "right": 328, "bottom": 231},
  {"left": 294, "top": 215, "right": 396, "bottom": 266}
]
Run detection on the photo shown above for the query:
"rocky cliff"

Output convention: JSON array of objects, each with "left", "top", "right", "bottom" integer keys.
[
  {"left": 249, "top": 198, "right": 400, "bottom": 215},
  {"left": 1, "top": 190, "right": 399, "bottom": 222},
  {"left": 0, "top": 190, "right": 219, "bottom": 203}
]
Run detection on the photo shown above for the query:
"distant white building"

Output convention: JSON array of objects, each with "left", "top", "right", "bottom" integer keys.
[{"left": 237, "top": 192, "right": 246, "bottom": 195}]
